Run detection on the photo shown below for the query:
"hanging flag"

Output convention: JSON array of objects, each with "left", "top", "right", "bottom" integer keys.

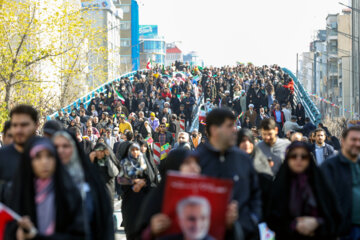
[
  {"left": 146, "top": 59, "right": 152, "bottom": 70},
  {"left": 199, "top": 109, "right": 206, "bottom": 123},
  {"left": 0, "top": 203, "right": 22, "bottom": 239},
  {"left": 112, "top": 86, "right": 125, "bottom": 104}
]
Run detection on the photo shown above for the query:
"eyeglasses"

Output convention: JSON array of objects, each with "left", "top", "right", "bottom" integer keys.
[
  {"left": 288, "top": 154, "right": 309, "bottom": 160},
  {"left": 160, "top": 126, "right": 165, "bottom": 128}
]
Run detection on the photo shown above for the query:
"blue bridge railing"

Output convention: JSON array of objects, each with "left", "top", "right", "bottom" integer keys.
[
  {"left": 282, "top": 68, "right": 322, "bottom": 125},
  {"left": 47, "top": 71, "right": 144, "bottom": 120}
]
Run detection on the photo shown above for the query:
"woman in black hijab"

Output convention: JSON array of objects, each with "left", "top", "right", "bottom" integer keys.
[
  {"left": 5, "top": 137, "right": 85, "bottom": 240},
  {"left": 53, "top": 130, "right": 114, "bottom": 240},
  {"left": 265, "top": 141, "right": 342, "bottom": 240},
  {"left": 139, "top": 140, "right": 160, "bottom": 187},
  {"left": 295, "top": 103, "right": 306, "bottom": 126},
  {"left": 119, "top": 143, "right": 152, "bottom": 240}
]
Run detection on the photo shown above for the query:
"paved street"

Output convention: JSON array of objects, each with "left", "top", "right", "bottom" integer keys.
[{"left": 114, "top": 200, "right": 126, "bottom": 240}]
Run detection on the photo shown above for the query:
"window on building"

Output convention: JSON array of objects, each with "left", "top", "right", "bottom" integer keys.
[
  {"left": 121, "top": 39, "right": 131, "bottom": 47},
  {"left": 120, "top": 21, "right": 131, "bottom": 30},
  {"left": 120, "top": 55, "right": 131, "bottom": 64},
  {"left": 121, "top": 5, "right": 130, "bottom": 13}
]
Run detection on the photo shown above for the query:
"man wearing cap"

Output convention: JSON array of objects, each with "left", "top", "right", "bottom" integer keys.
[
  {"left": 149, "top": 112, "right": 160, "bottom": 131},
  {"left": 119, "top": 115, "right": 133, "bottom": 134},
  {"left": 43, "top": 120, "right": 63, "bottom": 138},
  {"left": 283, "top": 116, "right": 303, "bottom": 136},
  {"left": 244, "top": 104, "right": 257, "bottom": 127}
]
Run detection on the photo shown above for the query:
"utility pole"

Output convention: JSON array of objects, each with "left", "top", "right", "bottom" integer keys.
[
  {"left": 352, "top": 0, "right": 360, "bottom": 117},
  {"left": 313, "top": 53, "right": 317, "bottom": 94},
  {"left": 296, "top": 53, "right": 299, "bottom": 78}
]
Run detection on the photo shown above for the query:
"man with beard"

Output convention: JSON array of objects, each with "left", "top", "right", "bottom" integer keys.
[
  {"left": 0, "top": 105, "right": 38, "bottom": 199},
  {"left": 321, "top": 126, "right": 360, "bottom": 239},
  {"left": 195, "top": 108, "right": 261, "bottom": 239}
]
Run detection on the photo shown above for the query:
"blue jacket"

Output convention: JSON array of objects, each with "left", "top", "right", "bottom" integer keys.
[
  {"left": 321, "top": 153, "right": 353, "bottom": 235},
  {"left": 196, "top": 143, "right": 262, "bottom": 239}
]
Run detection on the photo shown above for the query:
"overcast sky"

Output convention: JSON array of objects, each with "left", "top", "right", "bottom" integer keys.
[{"left": 139, "top": 0, "right": 350, "bottom": 71}]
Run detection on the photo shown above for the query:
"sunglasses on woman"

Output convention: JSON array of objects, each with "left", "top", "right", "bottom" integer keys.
[{"left": 288, "top": 153, "right": 309, "bottom": 160}]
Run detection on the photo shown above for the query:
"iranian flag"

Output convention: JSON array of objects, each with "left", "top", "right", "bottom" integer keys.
[
  {"left": 112, "top": 85, "right": 125, "bottom": 104},
  {"left": 146, "top": 59, "right": 152, "bottom": 70},
  {"left": 0, "top": 203, "right": 21, "bottom": 239}
]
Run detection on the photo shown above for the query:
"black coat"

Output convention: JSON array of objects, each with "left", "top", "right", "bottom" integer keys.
[
  {"left": 67, "top": 131, "right": 115, "bottom": 240},
  {"left": 295, "top": 106, "right": 306, "bottom": 126},
  {"left": 321, "top": 153, "right": 354, "bottom": 236},
  {"left": 302, "top": 122, "right": 316, "bottom": 137},
  {"left": 196, "top": 143, "right": 262, "bottom": 240},
  {"left": 266, "top": 144, "right": 342, "bottom": 240}
]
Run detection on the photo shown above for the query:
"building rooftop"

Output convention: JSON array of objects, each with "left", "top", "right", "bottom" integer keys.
[{"left": 166, "top": 46, "right": 182, "bottom": 54}]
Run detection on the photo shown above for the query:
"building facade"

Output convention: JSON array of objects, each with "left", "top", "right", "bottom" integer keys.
[
  {"left": 139, "top": 25, "right": 166, "bottom": 69},
  {"left": 115, "top": 0, "right": 140, "bottom": 73},
  {"left": 300, "top": 10, "right": 355, "bottom": 119},
  {"left": 165, "top": 43, "right": 183, "bottom": 66},
  {"left": 337, "top": 9, "right": 352, "bottom": 118},
  {"left": 82, "top": 0, "right": 122, "bottom": 87}
]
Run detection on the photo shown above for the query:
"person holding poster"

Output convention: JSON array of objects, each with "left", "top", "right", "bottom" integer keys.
[{"left": 196, "top": 108, "right": 262, "bottom": 240}]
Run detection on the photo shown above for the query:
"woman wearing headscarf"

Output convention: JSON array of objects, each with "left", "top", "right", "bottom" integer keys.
[
  {"left": 89, "top": 142, "right": 119, "bottom": 200},
  {"left": 265, "top": 141, "right": 342, "bottom": 240},
  {"left": 139, "top": 121, "right": 153, "bottom": 139},
  {"left": 295, "top": 103, "right": 306, "bottom": 126},
  {"left": 53, "top": 131, "right": 114, "bottom": 240},
  {"left": 5, "top": 137, "right": 85, "bottom": 240},
  {"left": 237, "top": 128, "right": 273, "bottom": 216},
  {"left": 139, "top": 140, "right": 160, "bottom": 187},
  {"left": 118, "top": 143, "right": 151, "bottom": 240}
]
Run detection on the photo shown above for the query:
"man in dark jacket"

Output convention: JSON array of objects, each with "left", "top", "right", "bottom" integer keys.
[
  {"left": 153, "top": 123, "right": 175, "bottom": 147},
  {"left": 181, "top": 92, "right": 195, "bottom": 126},
  {"left": 302, "top": 117, "right": 316, "bottom": 137},
  {"left": 321, "top": 126, "right": 360, "bottom": 239},
  {"left": 195, "top": 108, "right": 262, "bottom": 240},
  {"left": 311, "top": 128, "right": 336, "bottom": 165}
]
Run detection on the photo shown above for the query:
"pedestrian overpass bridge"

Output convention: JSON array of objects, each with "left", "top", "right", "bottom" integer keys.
[{"left": 47, "top": 68, "right": 322, "bottom": 129}]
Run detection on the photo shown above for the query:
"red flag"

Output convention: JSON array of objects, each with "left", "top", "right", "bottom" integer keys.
[{"left": 0, "top": 203, "right": 18, "bottom": 240}]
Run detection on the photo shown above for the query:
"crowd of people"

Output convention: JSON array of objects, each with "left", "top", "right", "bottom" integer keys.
[{"left": 0, "top": 62, "right": 359, "bottom": 240}]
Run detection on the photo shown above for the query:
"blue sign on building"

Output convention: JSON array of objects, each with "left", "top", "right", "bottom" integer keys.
[{"left": 139, "top": 25, "right": 158, "bottom": 38}]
